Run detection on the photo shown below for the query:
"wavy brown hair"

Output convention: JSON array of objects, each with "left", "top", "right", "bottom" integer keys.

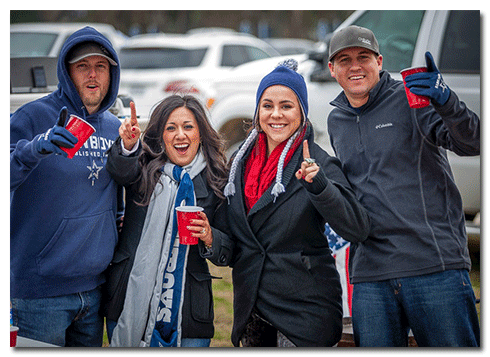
[{"left": 135, "top": 95, "right": 228, "bottom": 206}]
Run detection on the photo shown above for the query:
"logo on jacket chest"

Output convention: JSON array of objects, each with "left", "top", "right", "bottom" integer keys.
[
  {"left": 87, "top": 160, "right": 103, "bottom": 186},
  {"left": 73, "top": 136, "right": 115, "bottom": 159},
  {"left": 375, "top": 122, "right": 393, "bottom": 130}
]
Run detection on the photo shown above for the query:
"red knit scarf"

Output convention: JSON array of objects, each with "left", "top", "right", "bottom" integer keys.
[{"left": 244, "top": 128, "right": 306, "bottom": 213}]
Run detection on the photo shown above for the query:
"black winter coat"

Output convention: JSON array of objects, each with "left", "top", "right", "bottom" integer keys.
[
  {"left": 102, "top": 138, "right": 230, "bottom": 339},
  {"left": 214, "top": 125, "right": 370, "bottom": 347}
]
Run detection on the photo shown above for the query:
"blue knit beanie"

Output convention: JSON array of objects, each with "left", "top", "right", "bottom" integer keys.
[{"left": 254, "top": 59, "right": 308, "bottom": 125}]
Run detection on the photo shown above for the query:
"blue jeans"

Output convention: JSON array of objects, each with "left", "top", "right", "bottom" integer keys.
[
  {"left": 352, "top": 269, "right": 480, "bottom": 347},
  {"left": 181, "top": 338, "right": 211, "bottom": 347},
  {"left": 11, "top": 287, "right": 103, "bottom": 347},
  {"left": 106, "top": 320, "right": 210, "bottom": 347}
]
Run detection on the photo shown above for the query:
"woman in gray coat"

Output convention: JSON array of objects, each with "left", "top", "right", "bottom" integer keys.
[{"left": 215, "top": 60, "right": 370, "bottom": 347}]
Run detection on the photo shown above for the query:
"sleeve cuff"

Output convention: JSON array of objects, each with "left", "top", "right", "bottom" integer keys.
[
  {"left": 300, "top": 165, "right": 329, "bottom": 195},
  {"left": 120, "top": 139, "right": 140, "bottom": 156}
]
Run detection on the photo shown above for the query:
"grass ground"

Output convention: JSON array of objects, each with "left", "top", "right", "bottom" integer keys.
[{"left": 209, "top": 264, "right": 234, "bottom": 347}]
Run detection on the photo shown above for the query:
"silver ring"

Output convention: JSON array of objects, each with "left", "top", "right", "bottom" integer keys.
[
  {"left": 305, "top": 158, "right": 316, "bottom": 165},
  {"left": 201, "top": 228, "right": 206, "bottom": 235}
]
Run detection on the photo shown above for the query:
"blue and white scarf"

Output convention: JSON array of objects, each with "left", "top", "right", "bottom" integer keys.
[
  {"left": 110, "top": 152, "right": 206, "bottom": 347},
  {"left": 150, "top": 164, "right": 195, "bottom": 347}
]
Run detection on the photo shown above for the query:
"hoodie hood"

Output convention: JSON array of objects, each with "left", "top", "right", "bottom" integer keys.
[{"left": 56, "top": 26, "right": 120, "bottom": 118}]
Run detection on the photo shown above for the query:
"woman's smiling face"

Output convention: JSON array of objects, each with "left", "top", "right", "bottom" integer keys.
[
  {"left": 258, "top": 85, "right": 302, "bottom": 155},
  {"left": 162, "top": 106, "right": 201, "bottom": 167}
]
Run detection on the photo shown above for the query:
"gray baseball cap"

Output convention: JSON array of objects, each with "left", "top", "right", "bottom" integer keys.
[
  {"left": 68, "top": 42, "right": 118, "bottom": 66},
  {"left": 328, "top": 25, "right": 380, "bottom": 62}
]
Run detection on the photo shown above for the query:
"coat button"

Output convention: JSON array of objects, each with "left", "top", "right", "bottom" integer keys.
[{"left": 219, "top": 255, "right": 227, "bottom": 263}]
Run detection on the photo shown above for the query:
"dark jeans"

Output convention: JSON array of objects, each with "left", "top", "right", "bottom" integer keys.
[
  {"left": 352, "top": 269, "right": 480, "bottom": 347},
  {"left": 11, "top": 287, "right": 103, "bottom": 347}
]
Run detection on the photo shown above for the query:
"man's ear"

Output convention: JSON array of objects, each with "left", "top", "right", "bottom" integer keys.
[
  {"left": 377, "top": 54, "right": 383, "bottom": 71},
  {"left": 328, "top": 61, "right": 336, "bottom": 78}
]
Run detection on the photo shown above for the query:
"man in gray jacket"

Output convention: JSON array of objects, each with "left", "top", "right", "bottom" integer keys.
[{"left": 327, "top": 25, "right": 480, "bottom": 347}]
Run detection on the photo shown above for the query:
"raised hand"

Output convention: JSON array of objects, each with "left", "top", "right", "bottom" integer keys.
[
  {"left": 295, "top": 140, "right": 319, "bottom": 183},
  {"left": 36, "top": 107, "right": 78, "bottom": 157},
  {"left": 404, "top": 51, "right": 451, "bottom": 106},
  {"left": 119, "top": 101, "right": 141, "bottom": 151}
]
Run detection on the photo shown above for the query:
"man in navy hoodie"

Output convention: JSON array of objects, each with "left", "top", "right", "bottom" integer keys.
[
  {"left": 327, "top": 26, "right": 480, "bottom": 346},
  {"left": 10, "top": 26, "right": 123, "bottom": 346}
]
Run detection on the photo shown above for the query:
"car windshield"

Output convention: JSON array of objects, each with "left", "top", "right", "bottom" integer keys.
[
  {"left": 10, "top": 32, "right": 58, "bottom": 57},
  {"left": 352, "top": 10, "right": 425, "bottom": 72},
  {"left": 120, "top": 47, "right": 207, "bottom": 69}
]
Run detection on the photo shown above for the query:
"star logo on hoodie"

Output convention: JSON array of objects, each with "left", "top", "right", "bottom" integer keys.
[{"left": 87, "top": 160, "right": 103, "bottom": 186}]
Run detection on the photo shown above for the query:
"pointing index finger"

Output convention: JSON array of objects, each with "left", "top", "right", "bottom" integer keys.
[
  {"left": 130, "top": 101, "right": 138, "bottom": 126},
  {"left": 303, "top": 140, "right": 310, "bottom": 160}
]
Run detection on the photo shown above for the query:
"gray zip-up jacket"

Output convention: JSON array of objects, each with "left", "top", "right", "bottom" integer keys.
[{"left": 328, "top": 71, "right": 480, "bottom": 283}]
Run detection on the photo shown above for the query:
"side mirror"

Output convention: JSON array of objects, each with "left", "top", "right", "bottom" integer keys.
[
  {"left": 307, "top": 49, "right": 336, "bottom": 83},
  {"left": 310, "top": 70, "right": 335, "bottom": 83}
]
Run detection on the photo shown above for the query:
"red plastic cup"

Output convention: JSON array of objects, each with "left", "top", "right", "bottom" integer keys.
[
  {"left": 400, "top": 66, "right": 431, "bottom": 108},
  {"left": 10, "top": 326, "right": 19, "bottom": 347},
  {"left": 176, "top": 206, "right": 204, "bottom": 245},
  {"left": 61, "top": 115, "right": 96, "bottom": 159}
]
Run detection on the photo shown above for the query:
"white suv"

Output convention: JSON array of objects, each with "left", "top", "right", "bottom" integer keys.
[
  {"left": 10, "top": 22, "right": 128, "bottom": 58},
  {"left": 118, "top": 30, "right": 280, "bottom": 120}
]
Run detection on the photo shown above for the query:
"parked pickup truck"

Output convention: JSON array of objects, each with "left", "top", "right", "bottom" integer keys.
[{"left": 202, "top": 10, "right": 480, "bottom": 239}]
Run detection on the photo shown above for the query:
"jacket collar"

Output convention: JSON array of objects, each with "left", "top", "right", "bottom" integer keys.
[{"left": 193, "top": 173, "right": 209, "bottom": 199}]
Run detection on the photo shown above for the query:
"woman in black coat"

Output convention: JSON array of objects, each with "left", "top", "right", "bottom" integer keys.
[
  {"left": 102, "top": 95, "right": 230, "bottom": 347},
  {"left": 215, "top": 60, "right": 370, "bottom": 347}
]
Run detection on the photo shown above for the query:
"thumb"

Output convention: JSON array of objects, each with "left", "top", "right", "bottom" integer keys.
[
  {"left": 57, "top": 107, "right": 68, "bottom": 127},
  {"left": 295, "top": 168, "right": 303, "bottom": 180},
  {"left": 425, "top": 51, "right": 438, "bottom": 73}
]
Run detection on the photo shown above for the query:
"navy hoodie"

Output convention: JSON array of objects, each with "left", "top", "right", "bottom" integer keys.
[{"left": 10, "top": 27, "right": 123, "bottom": 299}]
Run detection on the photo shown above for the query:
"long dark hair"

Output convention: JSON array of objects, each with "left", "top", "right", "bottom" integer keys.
[{"left": 135, "top": 95, "right": 228, "bottom": 206}]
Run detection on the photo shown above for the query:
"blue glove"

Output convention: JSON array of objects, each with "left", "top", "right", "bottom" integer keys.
[
  {"left": 36, "top": 107, "right": 78, "bottom": 156},
  {"left": 404, "top": 51, "right": 451, "bottom": 106}
]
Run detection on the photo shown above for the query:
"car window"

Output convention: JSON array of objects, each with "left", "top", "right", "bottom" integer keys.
[
  {"left": 439, "top": 10, "right": 480, "bottom": 74},
  {"left": 221, "top": 45, "right": 271, "bottom": 67},
  {"left": 10, "top": 32, "right": 58, "bottom": 57},
  {"left": 244, "top": 46, "right": 271, "bottom": 62},
  {"left": 352, "top": 10, "right": 425, "bottom": 72},
  {"left": 120, "top": 47, "right": 207, "bottom": 69},
  {"left": 221, "top": 45, "right": 247, "bottom": 67}
]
